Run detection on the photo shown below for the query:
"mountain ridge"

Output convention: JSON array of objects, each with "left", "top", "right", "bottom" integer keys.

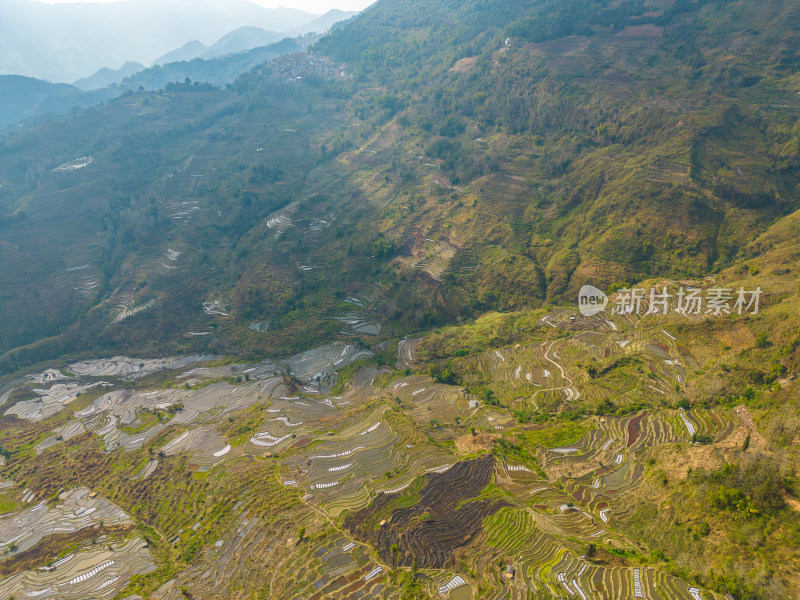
[
  {"left": 0, "top": 0, "right": 321, "bottom": 82},
  {"left": 152, "top": 10, "right": 358, "bottom": 66},
  {"left": 73, "top": 61, "right": 147, "bottom": 91}
]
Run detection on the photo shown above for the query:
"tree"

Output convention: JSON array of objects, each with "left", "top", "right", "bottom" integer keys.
[
  {"left": 596, "top": 398, "right": 614, "bottom": 415},
  {"left": 691, "top": 433, "right": 713, "bottom": 445},
  {"left": 429, "top": 362, "right": 460, "bottom": 385},
  {"left": 372, "top": 237, "right": 395, "bottom": 258}
]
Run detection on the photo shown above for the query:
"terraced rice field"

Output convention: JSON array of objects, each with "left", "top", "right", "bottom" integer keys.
[
  {"left": 396, "top": 337, "right": 421, "bottom": 369},
  {"left": 202, "top": 299, "right": 229, "bottom": 317},
  {"left": 165, "top": 497, "right": 398, "bottom": 600},
  {"left": 287, "top": 342, "right": 374, "bottom": 392},
  {"left": 457, "top": 342, "right": 559, "bottom": 393},
  {"left": 388, "top": 375, "right": 471, "bottom": 426},
  {"left": 539, "top": 408, "right": 734, "bottom": 516},
  {"left": 335, "top": 312, "right": 381, "bottom": 336},
  {"left": 113, "top": 298, "right": 157, "bottom": 323},
  {"left": 513, "top": 308, "right": 706, "bottom": 411},
  {"left": 6, "top": 381, "right": 111, "bottom": 422},
  {"left": 406, "top": 237, "right": 458, "bottom": 282},
  {"left": 0, "top": 488, "right": 154, "bottom": 600},
  {"left": 266, "top": 213, "right": 294, "bottom": 238},
  {"left": 0, "top": 314, "right": 731, "bottom": 600},
  {"left": 0, "top": 488, "right": 131, "bottom": 556},
  {"left": 282, "top": 405, "right": 454, "bottom": 516},
  {"left": 481, "top": 505, "right": 715, "bottom": 600},
  {"left": 0, "top": 536, "right": 155, "bottom": 600},
  {"left": 52, "top": 156, "right": 94, "bottom": 172},
  {"left": 14, "top": 357, "right": 291, "bottom": 463},
  {"left": 66, "top": 355, "right": 212, "bottom": 380}
]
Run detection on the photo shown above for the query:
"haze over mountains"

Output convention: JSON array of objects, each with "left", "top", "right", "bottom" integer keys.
[
  {"left": 0, "top": 0, "right": 354, "bottom": 83},
  {"left": 152, "top": 29, "right": 287, "bottom": 67},
  {"left": 0, "top": 34, "right": 317, "bottom": 128},
  {"left": 0, "top": 2, "right": 356, "bottom": 128},
  {"left": 72, "top": 61, "right": 148, "bottom": 92}
]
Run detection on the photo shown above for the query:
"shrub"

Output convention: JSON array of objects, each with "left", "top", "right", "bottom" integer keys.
[{"left": 706, "top": 454, "right": 787, "bottom": 515}]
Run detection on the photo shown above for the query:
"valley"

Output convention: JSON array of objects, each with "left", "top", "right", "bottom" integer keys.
[{"left": 0, "top": 0, "right": 799, "bottom": 598}]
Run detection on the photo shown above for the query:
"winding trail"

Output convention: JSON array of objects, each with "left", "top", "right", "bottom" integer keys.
[{"left": 531, "top": 341, "right": 575, "bottom": 411}]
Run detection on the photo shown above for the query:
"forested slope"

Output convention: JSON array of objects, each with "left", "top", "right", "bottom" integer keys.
[{"left": 0, "top": 0, "right": 798, "bottom": 376}]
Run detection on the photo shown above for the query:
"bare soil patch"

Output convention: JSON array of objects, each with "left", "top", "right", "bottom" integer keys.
[
  {"left": 451, "top": 56, "right": 478, "bottom": 72},
  {"left": 455, "top": 431, "right": 497, "bottom": 453}
]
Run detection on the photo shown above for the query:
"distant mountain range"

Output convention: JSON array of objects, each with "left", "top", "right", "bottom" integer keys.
[
  {"left": 153, "top": 11, "right": 356, "bottom": 67},
  {"left": 115, "top": 35, "right": 317, "bottom": 92},
  {"left": 0, "top": 34, "right": 318, "bottom": 128},
  {"left": 0, "top": 4, "right": 357, "bottom": 128},
  {"left": 73, "top": 61, "right": 147, "bottom": 92},
  {"left": 73, "top": 18, "right": 358, "bottom": 92},
  {"left": 0, "top": 0, "right": 348, "bottom": 83}
]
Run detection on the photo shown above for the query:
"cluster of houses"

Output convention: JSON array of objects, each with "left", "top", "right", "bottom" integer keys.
[{"left": 271, "top": 52, "right": 349, "bottom": 81}]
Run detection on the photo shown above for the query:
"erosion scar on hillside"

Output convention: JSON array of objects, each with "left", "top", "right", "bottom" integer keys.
[{"left": 343, "top": 454, "right": 505, "bottom": 569}]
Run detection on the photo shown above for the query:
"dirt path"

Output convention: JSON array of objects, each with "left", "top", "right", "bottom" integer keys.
[
  {"left": 531, "top": 341, "right": 577, "bottom": 415},
  {"left": 266, "top": 549, "right": 292, "bottom": 600},
  {"left": 735, "top": 406, "right": 768, "bottom": 451},
  {"left": 531, "top": 341, "right": 572, "bottom": 399},
  {"left": 784, "top": 493, "right": 800, "bottom": 512}
]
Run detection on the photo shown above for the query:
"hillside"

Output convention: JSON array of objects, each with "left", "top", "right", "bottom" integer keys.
[
  {"left": 0, "top": 210, "right": 797, "bottom": 598},
  {"left": 318, "top": 0, "right": 800, "bottom": 283},
  {"left": 1, "top": 0, "right": 798, "bottom": 373},
  {"left": 0, "top": 0, "right": 798, "bottom": 599},
  {"left": 0, "top": 75, "right": 119, "bottom": 129}
]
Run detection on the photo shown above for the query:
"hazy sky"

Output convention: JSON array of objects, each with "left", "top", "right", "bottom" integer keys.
[{"left": 39, "top": 0, "right": 377, "bottom": 14}]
